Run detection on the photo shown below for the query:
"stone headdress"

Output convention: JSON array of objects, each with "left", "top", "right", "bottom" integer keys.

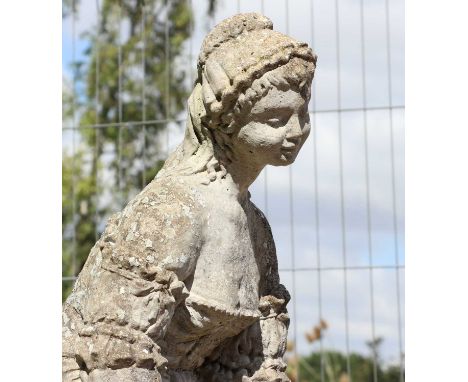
[{"left": 157, "top": 13, "right": 317, "bottom": 181}]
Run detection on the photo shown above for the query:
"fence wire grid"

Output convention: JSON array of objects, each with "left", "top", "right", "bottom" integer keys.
[{"left": 62, "top": 0, "right": 405, "bottom": 381}]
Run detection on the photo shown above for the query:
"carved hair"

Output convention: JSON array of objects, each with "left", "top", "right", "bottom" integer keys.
[{"left": 157, "top": 13, "right": 317, "bottom": 183}]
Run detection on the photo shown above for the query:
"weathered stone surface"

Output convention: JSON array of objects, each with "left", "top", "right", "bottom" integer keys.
[{"left": 62, "top": 13, "right": 316, "bottom": 382}]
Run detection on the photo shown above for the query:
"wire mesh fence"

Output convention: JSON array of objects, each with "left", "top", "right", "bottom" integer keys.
[{"left": 62, "top": 0, "right": 404, "bottom": 381}]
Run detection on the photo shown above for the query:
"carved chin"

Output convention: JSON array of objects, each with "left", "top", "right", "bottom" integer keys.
[{"left": 274, "top": 150, "right": 299, "bottom": 166}]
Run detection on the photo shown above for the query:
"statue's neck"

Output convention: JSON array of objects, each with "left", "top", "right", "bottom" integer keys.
[{"left": 220, "top": 158, "right": 264, "bottom": 200}]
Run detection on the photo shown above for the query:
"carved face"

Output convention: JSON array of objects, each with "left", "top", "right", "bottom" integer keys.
[{"left": 231, "top": 84, "right": 311, "bottom": 168}]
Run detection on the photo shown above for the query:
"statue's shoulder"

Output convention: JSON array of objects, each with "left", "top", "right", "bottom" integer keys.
[
  {"left": 248, "top": 198, "right": 273, "bottom": 237},
  {"left": 99, "top": 175, "right": 207, "bottom": 280},
  {"left": 122, "top": 175, "right": 208, "bottom": 221}
]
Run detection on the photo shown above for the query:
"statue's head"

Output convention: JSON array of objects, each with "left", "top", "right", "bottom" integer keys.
[{"left": 160, "top": 13, "right": 317, "bottom": 179}]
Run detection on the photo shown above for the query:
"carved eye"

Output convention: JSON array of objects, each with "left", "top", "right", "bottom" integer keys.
[{"left": 266, "top": 117, "right": 287, "bottom": 128}]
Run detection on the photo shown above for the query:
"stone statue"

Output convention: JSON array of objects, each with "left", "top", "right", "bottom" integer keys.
[{"left": 62, "top": 13, "right": 317, "bottom": 382}]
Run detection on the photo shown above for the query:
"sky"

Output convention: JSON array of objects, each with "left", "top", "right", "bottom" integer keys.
[{"left": 62, "top": 0, "right": 405, "bottom": 368}]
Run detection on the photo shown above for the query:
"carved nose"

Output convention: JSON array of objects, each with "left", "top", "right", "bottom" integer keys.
[{"left": 285, "top": 115, "right": 302, "bottom": 143}]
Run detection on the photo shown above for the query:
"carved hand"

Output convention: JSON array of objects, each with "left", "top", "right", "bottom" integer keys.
[{"left": 251, "top": 290, "right": 291, "bottom": 382}]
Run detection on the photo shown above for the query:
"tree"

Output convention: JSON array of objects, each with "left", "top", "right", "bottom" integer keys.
[
  {"left": 62, "top": 0, "right": 217, "bottom": 300},
  {"left": 285, "top": 328, "right": 403, "bottom": 382},
  {"left": 296, "top": 349, "right": 403, "bottom": 382}
]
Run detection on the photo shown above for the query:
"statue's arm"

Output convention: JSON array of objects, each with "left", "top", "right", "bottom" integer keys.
[
  {"left": 247, "top": 206, "right": 290, "bottom": 382},
  {"left": 62, "top": 184, "right": 203, "bottom": 381},
  {"left": 62, "top": 263, "right": 185, "bottom": 382},
  {"left": 199, "top": 206, "right": 290, "bottom": 382}
]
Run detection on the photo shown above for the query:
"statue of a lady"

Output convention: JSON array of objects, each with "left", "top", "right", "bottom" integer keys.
[{"left": 62, "top": 13, "right": 317, "bottom": 382}]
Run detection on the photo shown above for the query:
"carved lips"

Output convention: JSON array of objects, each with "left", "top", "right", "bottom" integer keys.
[{"left": 280, "top": 143, "right": 299, "bottom": 159}]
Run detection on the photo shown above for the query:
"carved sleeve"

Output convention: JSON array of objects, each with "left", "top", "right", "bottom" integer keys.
[
  {"left": 206, "top": 291, "right": 291, "bottom": 382},
  {"left": 62, "top": 181, "right": 203, "bottom": 381}
]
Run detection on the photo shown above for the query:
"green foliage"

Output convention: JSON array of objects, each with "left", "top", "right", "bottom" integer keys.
[
  {"left": 62, "top": 148, "right": 98, "bottom": 298},
  {"left": 284, "top": 350, "right": 404, "bottom": 382},
  {"left": 287, "top": 338, "right": 404, "bottom": 382},
  {"left": 62, "top": 0, "right": 218, "bottom": 302}
]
